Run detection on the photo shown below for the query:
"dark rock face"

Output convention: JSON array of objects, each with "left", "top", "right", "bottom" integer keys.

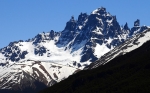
[
  {"left": 57, "top": 17, "right": 77, "bottom": 46},
  {"left": 85, "top": 28, "right": 150, "bottom": 69},
  {"left": 65, "top": 16, "right": 77, "bottom": 31},
  {"left": 50, "top": 30, "right": 55, "bottom": 40},
  {"left": 0, "top": 76, "right": 48, "bottom": 93},
  {"left": 140, "top": 26, "right": 148, "bottom": 32},
  {"left": 0, "top": 42, "right": 28, "bottom": 62},
  {"left": 0, "top": 7, "right": 149, "bottom": 93},
  {"left": 0, "top": 7, "right": 148, "bottom": 64},
  {"left": 129, "top": 19, "right": 148, "bottom": 36},
  {"left": 0, "top": 62, "right": 8, "bottom": 66},
  {"left": 33, "top": 34, "right": 43, "bottom": 44},
  {"left": 124, "top": 22, "right": 130, "bottom": 30},
  {"left": 19, "top": 51, "right": 28, "bottom": 59},
  {"left": 134, "top": 19, "right": 140, "bottom": 26},
  {"left": 49, "top": 30, "right": 60, "bottom": 40},
  {"left": 129, "top": 26, "right": 141, "bottom": 36},
  {"left": 78, "top": 13, "right": 88, "bottom": 26},
  {"left": 80, "top": 48, "right": 98, "bottom": 62},
  {"left": 74, "top": 8, "right": 124, "bottom": 62},
  {"left": 0, "top": 30, "right": 60, "bottom": 62},
  {"left": 34, "top": 46, "right": 46, "bottom": 56},
  {"left": 40, "top": 39, "right": 150, "bottom": 93},
  {"left": 97, "top": 7, "right": 106, "bottom": 14},
  {"left": 56, "top": 7, "right": 148, "bottom": 62},
  {"left": 33, "top": 31, "right": 60, "bottom": 45}
]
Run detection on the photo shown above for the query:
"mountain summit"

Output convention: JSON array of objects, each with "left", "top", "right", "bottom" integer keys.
[
  {"left": 40, "top": 29, "right": 150, "bottom": 93},
  {"left": 0, "top": 7, "right": 149, "bottom": 93}
]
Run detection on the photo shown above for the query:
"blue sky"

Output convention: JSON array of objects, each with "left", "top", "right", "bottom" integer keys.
[{"left": 0, "top": 0, "right": 149, "bottom": 48}]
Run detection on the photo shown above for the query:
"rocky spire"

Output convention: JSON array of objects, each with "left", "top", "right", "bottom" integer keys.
[
  {"left": 124, "top": 22, "right": 130, "bottom": 30},
  {"left": 134, "top": 19, "right": 140, "bottom": 26}
]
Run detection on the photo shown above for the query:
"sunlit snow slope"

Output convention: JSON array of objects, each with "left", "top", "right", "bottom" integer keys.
[
  {"left": 0, "top": 7, "right": 149, "bottom": 91},
  {"left": 86, "top": 28, "right": 150, "bottom": 69}
]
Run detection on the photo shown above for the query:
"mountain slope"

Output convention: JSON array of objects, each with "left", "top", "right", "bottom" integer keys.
[
  {"left": 39, "top": 30, "right": 150, "bottom": 93},
  {"left": 0, "top": 7, "right": 149, "bottom": 92},
  {"left": 85, "top": 28, "right": 150, "bottom": 69},
  {"left": 0, "top": 60, "right": 78, "bottom": 93}
]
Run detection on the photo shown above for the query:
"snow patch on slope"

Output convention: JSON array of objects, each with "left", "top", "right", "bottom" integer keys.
[{"left": 94, "top": 43, "right": 111, "bottom": 58}]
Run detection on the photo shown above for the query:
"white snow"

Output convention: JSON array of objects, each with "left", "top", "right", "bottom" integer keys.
[
  {"left": 92, "top": 29, "right": 150, "bottom": 68},
  {"left": 79, "top": 26, "right": 83, "bottom": 30},
  {"left": 0, "top": 33, "right": 89, "bottom": 89},
  {"left": 107, "top": 37, "right": 113, "bottom": 44},
  {"left": 94, "top": 43, "right": 111, "bottom": 58},
  {"left": 91, "top": 9, "right": 99, "bottom": 14},
  {"left": 0, "top": 16, "right": 149, "bottom": 90},
  {"left": 92, "top": 26, "right": 103, "bottom": 35},
  {"left": 0, "top": 54, "right": 5, "bottom": 63},
  {"left": 96, "top": 17, "right": 104, "bottom": 25},
  {"left": 125, "top": 31, "right": 150, "bottom": 52},
  {"left": 106, "top": 19, "right": 113, "bottom": 23}
]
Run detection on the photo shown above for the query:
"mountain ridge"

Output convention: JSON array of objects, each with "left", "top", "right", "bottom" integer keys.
[
  {"left": 0, "top": 7, "right": 149, "bottom": 92},
  {"left": 39, "top": 28, "right": 150, "bottom": 93}
]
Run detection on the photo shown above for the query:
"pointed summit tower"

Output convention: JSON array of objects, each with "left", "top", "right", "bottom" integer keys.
[
  {"left": 134, "top": 19, "right": 140, "bottom": 26},
  {"left": 124, "top": 22, "right": 130, "bottom": 30}
]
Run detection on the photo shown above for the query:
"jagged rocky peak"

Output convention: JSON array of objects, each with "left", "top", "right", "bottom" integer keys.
[
  {"left": 64, "top": 16, "right": 77, "bottom": 31},
  {"left": 87, "top": 7, "right": 120, "bottom": 31},
  {"left": 77, "top": 12, "right": 88, "bottom": 26},
  {"left": 70, "top": 16, "right": 75, "bottom": 22},
  {"left": 134, "top": 19, "right": 140, "bottom": 26},
  {"left": 0, "top": 6, "right": 150, "bottom": 93},
  {"left": 33, "top": 30, "right": 60, "bottom": 44},
  {"left": 78, "top": 12, "right": 88, "bottom": 21},
  {"left": 49, "top": 30, "right": 60, "bottom": 40},
  {"left": 50, "top": 30, "right": 55, "bottom": 40},
  {"left": 124, "top": 22, "right": 130, "bottom": 30},
  {"left": 0, "top": 41, "right": 28, "bottom": 62},
  {"left": 57, "top": 16, "right": 77, "bottom": 45},
  {"left": 129, "top": 19, "right": 148, "bottom": 36},
  {"left": 92, "top": 7, "right": 106, "bottom": 15},
  {"left": 88, "top": 7, "right": 111, "bottom": 27}
]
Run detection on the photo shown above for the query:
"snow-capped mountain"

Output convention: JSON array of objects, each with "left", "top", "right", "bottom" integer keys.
[
  {"left": 85, "top": 28, "right": 150, "bottom": 69},
  {"left": 39, "top": 30, "right": 150, "bottom": 93},
  {"left": 0, "top": 7, "right": 149, "bottom": 92}
]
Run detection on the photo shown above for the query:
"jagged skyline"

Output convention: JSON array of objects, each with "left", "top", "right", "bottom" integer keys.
[
  {"left": 0, "top": 0, "right": 149, "bottom": 48},
  {"left": 0, "top": 4, "right": 150, "bottom": 92}
]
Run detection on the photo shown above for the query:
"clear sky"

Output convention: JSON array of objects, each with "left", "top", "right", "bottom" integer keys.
[{"left": 0, "top": 0, "right": 149, "bottom": 48}]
